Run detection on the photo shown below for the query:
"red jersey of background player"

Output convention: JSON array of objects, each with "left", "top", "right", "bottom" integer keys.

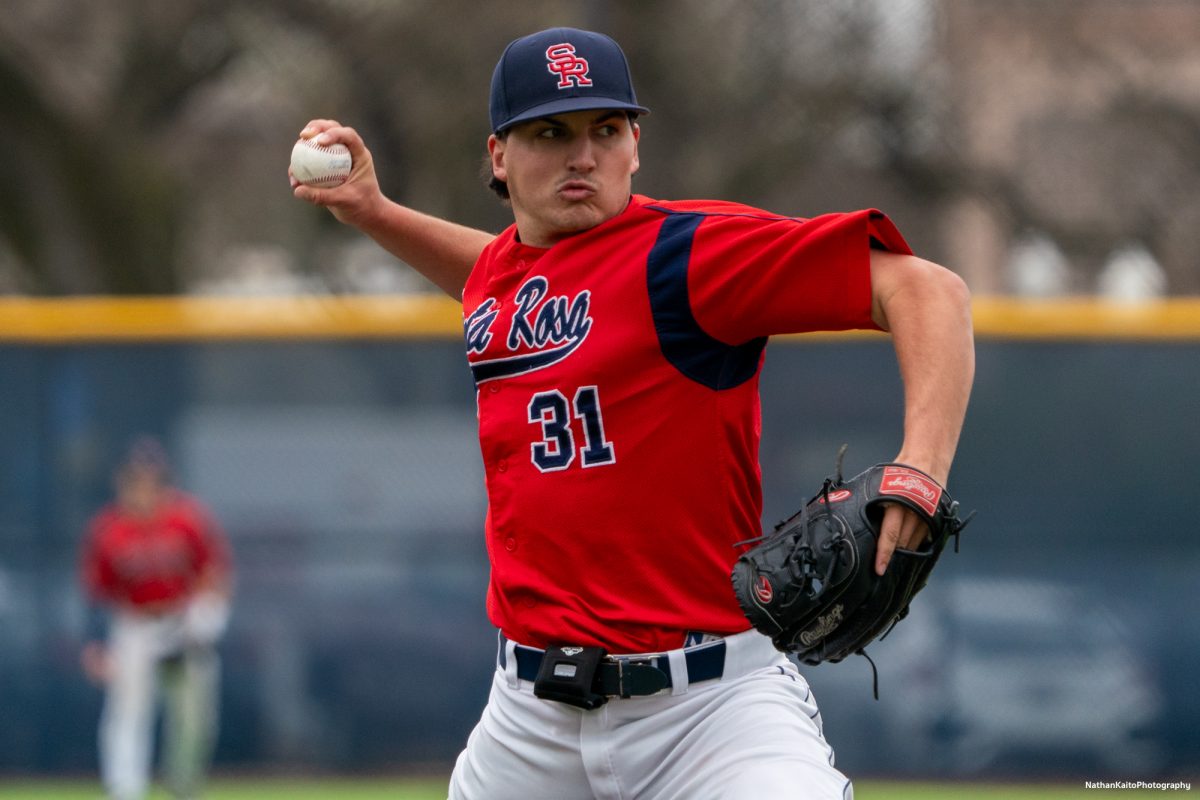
[
  {"left": 81, "top": 490, "right": 230, "bottom": 612},
  {"left": 463, "top": 194, "right": 912, "bottom": 654}
]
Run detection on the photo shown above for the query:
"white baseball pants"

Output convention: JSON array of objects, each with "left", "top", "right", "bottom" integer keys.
[
  {"left": 100, "top": 611, "right": 220, "bottom": 800},
  {"left": 448, "top": 629, "right": 852, "bottom": 800}
]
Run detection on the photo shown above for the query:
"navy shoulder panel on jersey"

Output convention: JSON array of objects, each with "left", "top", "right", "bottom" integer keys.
[{"left": 645, "top": 208, "right": 766, "bottom": 390}]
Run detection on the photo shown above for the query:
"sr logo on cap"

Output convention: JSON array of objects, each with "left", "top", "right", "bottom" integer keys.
[{"left": 546, "top": 43, "right": 592, "bottom": 88}]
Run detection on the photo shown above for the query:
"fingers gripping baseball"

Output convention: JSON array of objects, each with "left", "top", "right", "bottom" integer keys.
[{"left": 289, "top": 120, "right": 382, "bottom": 225}]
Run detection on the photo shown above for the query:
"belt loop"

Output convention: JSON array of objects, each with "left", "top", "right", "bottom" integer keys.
[
  {"left": 503, "top": 636, "right": 520, "bottom": 689},
  {"left": 720, "top": 628, "right": 772, "bottom": 680},
  {"left": 667, "top": 648, "right": 689, "bottom": 696}
]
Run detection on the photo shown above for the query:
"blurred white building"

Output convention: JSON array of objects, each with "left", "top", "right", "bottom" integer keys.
[{"left": 1097, "top": 243, "right": 1167, "bottom": 302}]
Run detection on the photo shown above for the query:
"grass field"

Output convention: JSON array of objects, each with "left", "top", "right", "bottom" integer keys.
[{"left": 0, "top": 777, "right": 1189, "bottom": 799}]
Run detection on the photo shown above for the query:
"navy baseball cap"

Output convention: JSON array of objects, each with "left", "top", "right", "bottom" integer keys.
[
  {"left": 490, "top": 27, "right": 650, "bottom": 133},
  {"left": 121, "top": 435, "right": 170, "bottom": 476}
]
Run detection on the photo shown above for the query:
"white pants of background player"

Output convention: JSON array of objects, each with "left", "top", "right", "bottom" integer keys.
[
  {"left": 101, "top": 610, "right": 221, "bottom": 800},
  {"left": 449, "top": 629, "right": 852, "bottom": 800}
]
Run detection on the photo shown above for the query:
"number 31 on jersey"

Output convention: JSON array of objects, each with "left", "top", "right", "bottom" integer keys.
[{"left": 527, "top": 386, "right": 615, "bottom": 472}]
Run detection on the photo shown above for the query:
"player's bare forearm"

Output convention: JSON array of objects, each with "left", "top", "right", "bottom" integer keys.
[
  {"left": 352, "top": 198, "right": 494, "bottom": 299},
  {"left": 869, "top": 251, "right": 973, "bottom": 574},
  {"left": 290, "top": 120, "right": 493, "bottom": 299},
  {"left": 870, "top": 250, "right": 975, "bottom": 486}
]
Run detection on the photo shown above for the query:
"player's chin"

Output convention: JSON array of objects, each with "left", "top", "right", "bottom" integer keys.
[{"left": 554, "top": 200, "right": 614, "bottom": 230}]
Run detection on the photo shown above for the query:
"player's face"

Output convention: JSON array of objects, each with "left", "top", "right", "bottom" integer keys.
[
  {"left": 489, "top": 110, "right": 640, "bottom": 248},
  {"left": 117, "top": 466, "right": 167, "bottom": 517}
]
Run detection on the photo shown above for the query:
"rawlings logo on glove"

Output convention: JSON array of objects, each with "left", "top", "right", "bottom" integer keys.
[
  {"left": 730, "top": 451, "right": 973, "bottom": 692},
  {"left": 878, "top": 466, "right": 942, "bottom": 514},
  {"left": 799, "top": 605, "right": 845, "bottom": 647}
]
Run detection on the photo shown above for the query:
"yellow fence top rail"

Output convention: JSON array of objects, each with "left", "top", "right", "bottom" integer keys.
[
  {"left": 1, "top": 295, "right": 1200, "bottom": 343},
  {"left": 0, "top": 295, "right": 464, "bottom": 342},
  {"left": 969, "top": 296, "right": 1200, "bottom": 340}
]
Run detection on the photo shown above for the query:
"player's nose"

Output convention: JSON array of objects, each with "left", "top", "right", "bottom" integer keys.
[{"left": 565, "top": 137, "right": 597, "bottom": 172}]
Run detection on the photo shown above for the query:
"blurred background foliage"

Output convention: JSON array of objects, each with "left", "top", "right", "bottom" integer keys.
[{"left": 1, "top": 0, "right": 1197, "bottom": 297}]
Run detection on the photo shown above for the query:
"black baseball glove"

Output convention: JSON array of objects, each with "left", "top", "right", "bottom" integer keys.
[{"left": 731, "top": 451, "right": 971, "bottom": 682}]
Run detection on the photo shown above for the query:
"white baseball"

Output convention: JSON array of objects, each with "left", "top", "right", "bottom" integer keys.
[{"left": 290, "top": 138, "right": 352, "bottom": 189}]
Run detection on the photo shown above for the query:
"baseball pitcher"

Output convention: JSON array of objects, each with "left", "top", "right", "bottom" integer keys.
[{"left": 292, "top": 27, "right": 974, "bottom": 800}]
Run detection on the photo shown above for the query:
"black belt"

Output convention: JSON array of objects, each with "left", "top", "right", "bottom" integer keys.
[{"left": 506, "top": 638, "right": 727, "bottom": 699}]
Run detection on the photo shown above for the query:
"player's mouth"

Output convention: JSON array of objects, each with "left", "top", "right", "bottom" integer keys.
[{"left": 557, "top": 179, "right": 597, "bottom": 202}]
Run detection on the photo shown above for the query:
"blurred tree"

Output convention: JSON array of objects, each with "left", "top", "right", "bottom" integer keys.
[
  {"left": 936, "top": 0, "right": 1200, "bottom": 294},
  {"left": 0, "top": 0, "right": 583, "bottom": 294},
  {"left": 0, "top": 0, "right": 242, "bottom": 293}
]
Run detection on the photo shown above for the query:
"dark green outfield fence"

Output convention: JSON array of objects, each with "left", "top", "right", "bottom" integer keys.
[{"left": 1, "top": 298, "right": 1196, "bottom": 779}]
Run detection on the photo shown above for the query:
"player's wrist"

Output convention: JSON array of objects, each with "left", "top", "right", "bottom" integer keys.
[{"left": 891, "top": 451, "right": 951, "bottom": 486}]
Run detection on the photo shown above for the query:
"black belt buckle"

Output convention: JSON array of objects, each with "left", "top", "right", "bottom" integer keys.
[{"left": 533, "top": 645, "right": 609, "bottom": 710}]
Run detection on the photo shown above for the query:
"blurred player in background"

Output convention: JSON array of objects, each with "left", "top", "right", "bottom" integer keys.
[
  {"left": 79, "top": 436, "right": 232, "bottom": 800},
  {"left": 293, "top": 26, "right": 973, "bottom": 799}
]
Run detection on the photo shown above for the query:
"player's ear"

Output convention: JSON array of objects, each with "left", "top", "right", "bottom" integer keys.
[
  {"left": 629, "top": 122, "right": 640, "bottom": 176},
  {"left": 488, "top": 134, "right": 508, "bottom": 182}
]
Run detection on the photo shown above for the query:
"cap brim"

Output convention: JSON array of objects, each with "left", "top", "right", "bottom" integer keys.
[{"left": 495, "top": 97, "right": 650, "bottom": 133}]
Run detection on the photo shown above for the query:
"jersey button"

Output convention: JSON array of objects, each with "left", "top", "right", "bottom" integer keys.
[
  {"left": 504, "top": 537, "right": 517, "bottom": 552},
  {"left": 497, "top": 459, "right": 508, "bottom": 473},
  {"left": 488, "top": 384, "right": 500, "bottom": 394}
]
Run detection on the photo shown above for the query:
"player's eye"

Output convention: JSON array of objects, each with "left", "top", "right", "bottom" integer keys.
[
  {"left": 537, "top": 126, "right": 566, "bottom": 140},
  {"left": 595, "top": 125, "right": 618, "bottom": 137}
]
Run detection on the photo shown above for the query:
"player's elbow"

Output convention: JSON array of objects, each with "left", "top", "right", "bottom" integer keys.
[
  {"left": 871, "top": 253, "right": 972, "bottom": 332},
  {"left": 929, "top": 261, "right": 972, "bottom": 324}
]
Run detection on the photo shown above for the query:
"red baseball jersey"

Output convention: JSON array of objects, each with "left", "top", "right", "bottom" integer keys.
[
  {"left": 80, "top": 490, "right": 230, "bottom": 611},
  {"left": 463, "top": 194, "right": 911, "bottom": 654}
]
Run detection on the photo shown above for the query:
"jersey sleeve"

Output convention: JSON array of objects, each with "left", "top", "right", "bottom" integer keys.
[
  {"left": 685, "top": 208, "right": 912, "bottom": 344},
  {"left": 79, "top": 512, "right": 118, "bottom": 603}
]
